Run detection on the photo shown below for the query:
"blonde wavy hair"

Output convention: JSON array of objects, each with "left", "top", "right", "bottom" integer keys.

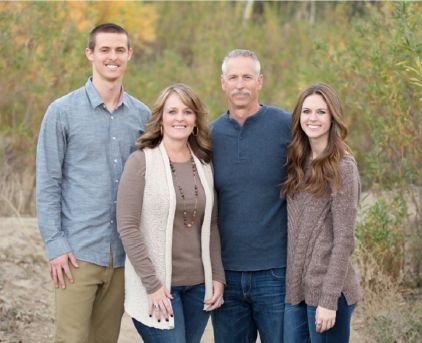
[
  {"left": 136, "top": 83, "right": 212, "bottom": 163},
  {"left": 282, "top": 83, "right": 351, "bottom": 197}
]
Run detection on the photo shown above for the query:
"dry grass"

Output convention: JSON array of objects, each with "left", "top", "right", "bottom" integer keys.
[
  {"left": 0, "top": 168, "right": 35, "bottom": 217},
  {"left": 354, "top": 247, "right": 422, "bottom": 342},
  {"left": 0, "top": 137, "right": 36, "bottom": 217},
  {"left": 352, "top": 188, "right": 422, "bottom": 342}
]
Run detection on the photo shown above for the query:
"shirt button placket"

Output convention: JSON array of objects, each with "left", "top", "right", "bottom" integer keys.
[
  {"left": 110, "top": 114, "right": 120, "bottom": 224},
  {"left": 238, "top": 127, "right": 244, "bottom": 161}
]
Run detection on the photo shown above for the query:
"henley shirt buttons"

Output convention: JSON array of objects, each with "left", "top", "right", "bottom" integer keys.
[
  {"left": 112, "top": 137, "right": 116, "bottom": 140},
  {"left": 111, "top": 116, "right": 114, "bottom": 119},
  {"left": 114, "top": 159, "right": 118, "bottom": 163},
  {"left": 110, "top": 220, "right": 114, "bottom": 224}
]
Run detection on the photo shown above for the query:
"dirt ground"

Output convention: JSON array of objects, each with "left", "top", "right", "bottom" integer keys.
[{"left": 0, "top": 217, "right": 364, "bottom": 342}]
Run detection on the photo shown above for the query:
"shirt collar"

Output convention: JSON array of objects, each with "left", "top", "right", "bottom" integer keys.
[
  {"left": 225, "top": 104, "right": 266, "bottom": 125},
  {"left": 85, "top": 77, "right": 125, "bottom": 110}
]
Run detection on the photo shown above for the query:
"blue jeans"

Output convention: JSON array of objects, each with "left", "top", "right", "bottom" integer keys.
[
  {"left": 132, "top": 284, "right": 210, "bottom": 343},
  {"left": 284, "top": 294, "right": 356, "bottom": 343},
  {"left": 212, "top": 268, "right": 286, "bottom": 343}
]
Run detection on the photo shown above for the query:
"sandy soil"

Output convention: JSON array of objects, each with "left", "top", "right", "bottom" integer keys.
[{"left": 0, "top": 217, "right": 364, "bottom": 342}]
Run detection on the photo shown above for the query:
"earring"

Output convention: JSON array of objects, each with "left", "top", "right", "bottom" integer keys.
[{"left": 192, "top": 126, "right": 198, "bottom": 136}]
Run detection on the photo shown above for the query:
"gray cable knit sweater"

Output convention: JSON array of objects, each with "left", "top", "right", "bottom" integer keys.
[{"left": 285, "top": 155, "right": 361, "bottom": 311}]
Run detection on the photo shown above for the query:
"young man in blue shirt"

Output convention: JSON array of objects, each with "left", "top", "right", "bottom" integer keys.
[
  {"left": 211, "top": 49, "right": 291, "bottom": 343},
  {"left": 36, "top": 23, "right": 150, "bottom": 342}
]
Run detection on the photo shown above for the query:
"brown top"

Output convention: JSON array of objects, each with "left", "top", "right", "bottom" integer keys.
[
  {"left": 285, "top": 155, "right": 361, "bottom": 310},
  {"left": 117, "top": 150, "right": 225, "bottom": 294}
]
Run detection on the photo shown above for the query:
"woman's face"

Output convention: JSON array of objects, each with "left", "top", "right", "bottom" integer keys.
[
  {"left": 300, "top": 94, "right": 332, "bottom": 144},
  {"left": 162, "top": 93, "right": 196, "bottom": 143}
]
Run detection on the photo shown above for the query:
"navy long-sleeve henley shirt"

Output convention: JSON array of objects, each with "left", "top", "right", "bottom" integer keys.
[{"left": 211, "top": 105, "right": 291, "bottom": 271}]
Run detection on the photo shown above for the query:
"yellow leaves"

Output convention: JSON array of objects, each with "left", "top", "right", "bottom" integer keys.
[
  {"left": 0, "top": 1, "right": 23, "bottom": 13},
  {"left": 62, "top": 1, "right": 157, "bottom": 48},
  {"left": 66, "top": 2, "right": 92, "bottom": 33},
  {"left": 98, "top": 1, "right": 157, "bottom": 45}
]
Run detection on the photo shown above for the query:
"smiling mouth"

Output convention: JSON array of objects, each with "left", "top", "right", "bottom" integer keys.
[
  {"left": 233, "top": 93, "right": 249, "bottom": 97},
  {"left": 105, "top": 64, "right": 119, "bottom": 70}
]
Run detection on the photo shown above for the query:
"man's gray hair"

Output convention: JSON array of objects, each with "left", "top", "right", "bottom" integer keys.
[{"left": 221, "top": 49, "right": 261, "bottom": 76}]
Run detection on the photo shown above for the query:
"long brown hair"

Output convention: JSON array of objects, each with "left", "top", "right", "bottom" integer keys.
[
  {"left": 136, "top": 83, "right": 212, "bottom": 163},
  {"left": 282, "top": 83, "right": 351, "bottom": 197}
]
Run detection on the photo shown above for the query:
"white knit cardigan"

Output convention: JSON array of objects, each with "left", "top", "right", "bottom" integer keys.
[{"left": 124, "top": 143, "right": 214, "bottom": 329}]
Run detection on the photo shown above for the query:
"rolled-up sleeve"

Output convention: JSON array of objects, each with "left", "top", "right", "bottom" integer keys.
[{"left": 36, "top": 103, "right": 71, "bottom": 260}]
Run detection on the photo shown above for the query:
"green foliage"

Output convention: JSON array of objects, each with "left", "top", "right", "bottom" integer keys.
[
  {"left": 1, "top": 2, "right": 420, "bottom": 191},
  {"left": 0, "top": 2, "right": 89, "bottom": 164},
  {"left": 309, "top": 2, "right": 421, "bottom": 189},
  {"left": 0, "top": 1, "right": 420, "bottom": 231},
  {"left": 356, "top": 195, "right": 408, "bottom": 280}
]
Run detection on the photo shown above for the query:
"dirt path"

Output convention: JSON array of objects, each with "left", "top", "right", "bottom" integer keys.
[{"left": 0, "top": 218, "right": 363, "bottom": 342}]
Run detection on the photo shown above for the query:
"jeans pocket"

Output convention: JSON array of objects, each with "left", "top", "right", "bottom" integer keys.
[{"left": 270, "top": 267, "right": 286, "bottom": 280}]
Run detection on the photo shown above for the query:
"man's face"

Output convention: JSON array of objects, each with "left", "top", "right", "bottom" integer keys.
[
  {"left": 221, "top": 56, "right": 263, "bottom": 112},
  {"left": 85, "top": 32, "right": 132, "bottom": 83}
]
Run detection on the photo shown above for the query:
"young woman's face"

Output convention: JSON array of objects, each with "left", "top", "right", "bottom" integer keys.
[
  {"left": 300, "top": 94, "right": 332, "bottom": 144},
  {"left": 162, "top": 93, "right": 196, "bottom": 142}
]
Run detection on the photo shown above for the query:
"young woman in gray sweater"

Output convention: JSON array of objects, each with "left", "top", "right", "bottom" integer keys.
[{"left": 282, "top": 83, "right": 361, "bottom": 342}]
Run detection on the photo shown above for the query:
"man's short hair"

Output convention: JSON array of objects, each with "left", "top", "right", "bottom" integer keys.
[
  {"left": 88, "top": 23, "right": 130, "bottom": 51},
  {"left": 221, "top": 49, "right": 261, "bottom": 76}
]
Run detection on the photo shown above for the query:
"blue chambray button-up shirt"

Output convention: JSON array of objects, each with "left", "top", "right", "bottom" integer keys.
[{"left": 36, "top": 78, "right": 150, "bottom": 267}]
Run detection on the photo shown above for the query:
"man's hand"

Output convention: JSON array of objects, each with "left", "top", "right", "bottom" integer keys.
[{"left": 48, "top": 253, "right": 79, "bottom": 289}]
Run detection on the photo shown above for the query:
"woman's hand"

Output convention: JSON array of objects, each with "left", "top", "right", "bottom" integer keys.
[
  {"left": 148, "top": 286, "right": 173, "bottom": 322},
  {"left": 204, "top": 280, "right": 225, "bottom": 311},
  {"left": 315, "top": 305, "right": 336, "bottom": 333}
]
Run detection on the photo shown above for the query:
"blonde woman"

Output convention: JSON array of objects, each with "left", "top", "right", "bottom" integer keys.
[{"left": 117, "top": 84, "right": 225, "bottom": 342}]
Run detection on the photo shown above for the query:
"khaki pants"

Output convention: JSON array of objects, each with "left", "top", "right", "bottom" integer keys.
[{"left": 54, "top": 259, "right": 124, "bottom": 343}]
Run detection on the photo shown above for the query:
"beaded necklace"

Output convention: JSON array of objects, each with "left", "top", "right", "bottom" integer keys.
[{"left": 169, "top": 151, "right": 198, "bottom": 228}]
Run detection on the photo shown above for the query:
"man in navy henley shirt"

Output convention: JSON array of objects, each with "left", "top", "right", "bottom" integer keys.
[{"left": 211, "top": 49, "right": 290, "bottom": 343}]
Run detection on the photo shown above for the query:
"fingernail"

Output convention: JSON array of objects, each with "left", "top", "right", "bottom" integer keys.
[
  {"left": 170, "top": 314, "right": 173, "bottom": 317},
  {"left": 149, "top": 315, "right": 152, "bottom": 318},
  {"left": 158, "top": 319, "right": 161, "bottom": 322},
  {"left": 165, "top": 319, "right": 169, "bottom": 322}
]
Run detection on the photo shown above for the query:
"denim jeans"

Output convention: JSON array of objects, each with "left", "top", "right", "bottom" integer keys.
[
  {"left": 132, "top": 284, "right": 210, "bottom": 343},
  {"left": 212, "top": 268, "right": 286, "bottom": 343},
  {"left": 284, "top": 294, "right": 356, "bottom": 343}
]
